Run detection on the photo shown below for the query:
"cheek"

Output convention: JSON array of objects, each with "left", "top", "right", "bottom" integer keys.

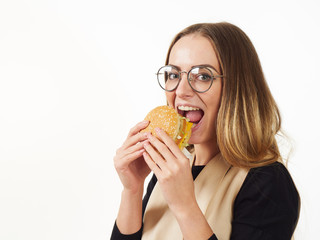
[
  {"left": 165, "top": 92, "right": 175, "bottom": 107},
  {"left": 208, "top": 81, "right": 222, "bottom": 108},
  {"left": 205, "top": 98, "right": 220, "bottom": 121},
  {"left": 204, "top": 88, "right": 222, "bottom": 121}
]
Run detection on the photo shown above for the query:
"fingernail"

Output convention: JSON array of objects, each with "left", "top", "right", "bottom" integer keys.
[
  {"left": 147, "top": 132, "right": 154, "bottom": 139},
  {"left": 141, "top": 120, "right": 149, "bottom": 125},
  {"left": 143, "top": 132, "right": 149, "bottom": 138},
  {"left": 155, "top": 128, "right": 161, "bottom": 134}
]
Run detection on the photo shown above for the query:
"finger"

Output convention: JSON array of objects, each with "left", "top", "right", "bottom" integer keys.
[
  {"left": 155, "top": 128, "right": 185, "bottom": 159},
  {"left": 122, "top": 131, "right": 149, "bottom": 150},
  {"left": 114, "top": 148, "right": 145, "bottom": 170},
  {"left": 127, "top": 120, "right": 149, "bottom": 138},
  {"left": 146, "top": 132, "right": 175, "bottom": 164},
  {"left": 122, "top": 140, "right": 148, "bottom": 159},
  {"left": 143, "top": 151, "right": 162, "bottom": 177},
  {"left": 117, "top": 139, "right": 149, "bottom": 163},
  {"left": 122, "top": 120, "right": 149, "bottom": 150},
  {"left": 143, "top": 142, "right": 167, "bottom": 171}
]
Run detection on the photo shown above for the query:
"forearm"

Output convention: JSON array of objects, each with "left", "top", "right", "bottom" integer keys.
[
  {"left": 116, "top": 187, "right": 144, "bottom": 234},
  {"left": 173, "top": 202, "right": 214, "bottom": 240}
]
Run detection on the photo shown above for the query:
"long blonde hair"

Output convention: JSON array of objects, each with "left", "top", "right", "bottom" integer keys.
[{"left": 165, "top": 22, "right": 282, "bottom": 168}]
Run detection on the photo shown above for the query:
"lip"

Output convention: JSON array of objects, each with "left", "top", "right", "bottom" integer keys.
[
  {"left": 190, "top": 113, "right": 203, "bottom": 133},
  {"left": 175, "top": 102, "right": 204, "bottom": 131},
  {"left": 175, "top": 103, "right": 203, "bottom": 115}
]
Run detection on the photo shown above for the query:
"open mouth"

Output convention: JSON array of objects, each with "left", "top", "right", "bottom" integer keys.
[{"left": 177, "top": 105, "right": 204, "bottom": 124}]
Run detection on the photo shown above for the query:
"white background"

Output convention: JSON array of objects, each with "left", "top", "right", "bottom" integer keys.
[{"left": 0, "top": 0, "right": 319, "bottom": 239}]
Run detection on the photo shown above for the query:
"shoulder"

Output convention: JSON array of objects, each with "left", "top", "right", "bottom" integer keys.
[
  {"left": 232, "top": 162, "right": 300, "bottom": 238},
  {"left": 241, "top": 162, "right": 299, "bottom": 203}
]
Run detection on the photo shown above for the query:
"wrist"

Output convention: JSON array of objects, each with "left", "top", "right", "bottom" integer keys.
[
  {"left": 117, "top": 187, "right": 144, "bottom": 234},
  {"left": 172, "top": 199, "right": 200, "bottom": 220},
  {"left": 122, "top": 185, "right": 144, "bottom": 198},
  {"left": 173, "top": 201, "right": 214, "bottom": 240}
]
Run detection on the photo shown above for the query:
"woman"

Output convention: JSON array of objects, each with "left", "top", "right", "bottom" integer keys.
[{"left": 111, "top": 22, "right": 300, "bottom": 240}]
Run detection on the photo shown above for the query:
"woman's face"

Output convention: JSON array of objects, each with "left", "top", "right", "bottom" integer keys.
[{"left": 166, "top": 34, "right": 222, "bottom": 146}]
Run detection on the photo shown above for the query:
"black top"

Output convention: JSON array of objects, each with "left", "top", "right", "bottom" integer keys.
[{"left": 111, "top": 162, "right": 300, "bottom": 240}]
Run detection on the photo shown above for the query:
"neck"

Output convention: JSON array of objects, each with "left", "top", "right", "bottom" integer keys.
[{"left": 193, "top": 141, "right": 220, "bottom": 166}]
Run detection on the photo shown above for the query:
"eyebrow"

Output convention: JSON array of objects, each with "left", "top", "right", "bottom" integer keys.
[
  {"left": 192, "top": 64, "right": 220, "bottom": 73},
  {"left": 168, "top": 64, "right": 220, "bottom": 74}
]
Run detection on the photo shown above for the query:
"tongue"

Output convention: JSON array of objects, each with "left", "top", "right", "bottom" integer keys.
[{"left": 186, "top": 110, "right": 204, "bottom": 123}]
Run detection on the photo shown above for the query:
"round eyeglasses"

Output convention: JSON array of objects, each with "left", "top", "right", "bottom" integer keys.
[{"left": 156, "top": 65, "right": 224, "bottom": 93}]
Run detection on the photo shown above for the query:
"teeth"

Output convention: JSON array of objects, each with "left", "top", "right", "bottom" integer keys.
[{"left": 178, "top": 106, "right": 200, "bottom": 111}]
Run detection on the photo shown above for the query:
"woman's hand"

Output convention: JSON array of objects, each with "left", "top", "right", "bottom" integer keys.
[
  {"left": 143, "top": 128, "right": 214, "bottom": 240},
  {"left": 113, "top": 120, "right": 151, "bottom": 194},
  {"left": 142, "top": 128, "right": 196, "bottom": 214},
  {"left": 114, "top": 120, "right": 152, "bottom": 234}
]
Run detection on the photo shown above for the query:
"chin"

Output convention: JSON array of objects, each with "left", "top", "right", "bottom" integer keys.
[{"left": 188, "top": 135, "right": 201, "bottom": 145}]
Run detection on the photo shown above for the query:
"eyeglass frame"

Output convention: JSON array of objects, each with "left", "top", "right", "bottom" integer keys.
[{"left": 156, "top": 64, "right": 224, "bottom": 93}]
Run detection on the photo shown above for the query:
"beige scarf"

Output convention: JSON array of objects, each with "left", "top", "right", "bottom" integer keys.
[{"left": 142, "top": 153, "right": 249, "bottom": 240}]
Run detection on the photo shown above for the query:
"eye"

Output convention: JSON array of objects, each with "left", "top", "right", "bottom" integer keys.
[
  {"left": 195, "top": 73, "right": 212, "bottom": 82},
  {"left": 167, "top": 72, "right": 179, "bottom": 80},
  {"left": 190, "top": 67, "right": 214, "bottom": 83}
]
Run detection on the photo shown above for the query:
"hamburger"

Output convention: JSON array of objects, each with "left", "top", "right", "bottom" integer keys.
[{"left": 141, "top": 105, "right": 193, "bottom": 149}]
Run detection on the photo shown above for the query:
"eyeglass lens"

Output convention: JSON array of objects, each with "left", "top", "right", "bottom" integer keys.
[{"left": 157, "top": 66, "right": 214, "bottom": 92}]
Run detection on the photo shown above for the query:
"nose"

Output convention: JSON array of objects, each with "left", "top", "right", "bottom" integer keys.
[{"left": 175, "top": 71, "right": 194, "bottom": 98}]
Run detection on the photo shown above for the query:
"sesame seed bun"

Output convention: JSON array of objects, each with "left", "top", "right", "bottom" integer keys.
[{"left": 141, "top": 105, "right": 193, "bottom": 149}]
